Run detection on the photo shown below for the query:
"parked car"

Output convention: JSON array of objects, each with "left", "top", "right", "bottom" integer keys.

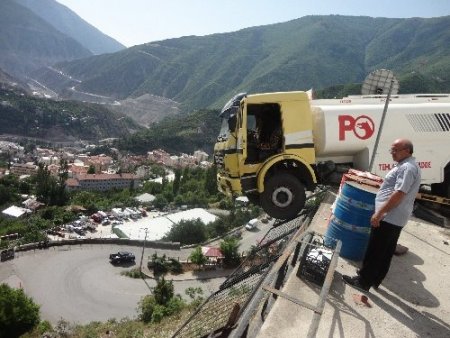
[
  {"left": 109, "top": 251, "right": 135, "bottom": 264},
  {"left": 245, "top": 218, "right": 259, "bottom": 230},
  {"left": 0, "top": 248, "right": 15, "bottom": 262}
]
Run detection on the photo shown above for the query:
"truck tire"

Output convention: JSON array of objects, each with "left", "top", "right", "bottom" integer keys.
[
  {"left": 246, "top": 193, "right": 260, "bottom": 206},
  {"left": 261, "top": 173, "right": 306, "bottom": 220}
]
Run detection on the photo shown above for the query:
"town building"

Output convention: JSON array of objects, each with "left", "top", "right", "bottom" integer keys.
[
  {"left": 194, "top": 150, "right": 209, "bottom": 162},
  {"left": 10, "top": 163, "right": 38, "bottom": 176},
  {"left": 65, "top": 173, "right": 141, "bottom": 192},
  {"left": 2, "top": 205, "right": 32, "bottom": 218},
  {"left": 68, "top": 162, "right": 88, "bottom": 178}
]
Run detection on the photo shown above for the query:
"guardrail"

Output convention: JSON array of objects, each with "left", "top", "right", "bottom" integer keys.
[{"left": 12, "top": 238, "right": 180, "bottom": 253}]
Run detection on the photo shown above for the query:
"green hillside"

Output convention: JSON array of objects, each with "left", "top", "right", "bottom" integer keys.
[
  {"left": 117, "top": 108, "right": 221, "bottom": 155},
  {"left": 32, "top": 15, "right": 450, "bottom": 112},
  {"left": 0, "top": 88, "right": 141, "bottom": 143}
]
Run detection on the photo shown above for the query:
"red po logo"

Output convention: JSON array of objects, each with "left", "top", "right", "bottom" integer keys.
[{"left": 338, "top": 115, "right": 375, "bottom": 140}]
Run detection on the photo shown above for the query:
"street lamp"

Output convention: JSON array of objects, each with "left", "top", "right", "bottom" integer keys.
[{"left": 139, "top": 228, "right": 148, "bottom": 274}]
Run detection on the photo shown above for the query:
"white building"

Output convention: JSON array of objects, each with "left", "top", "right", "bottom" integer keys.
[
  {"left": 66, "top": 173, "right": 140, "bottom": 192},
  {"left": 114, "top": 208, "right": 217, "bottom": 241},
  {"left": 2, "top": 206, "right": 32, "bottom": 218}
]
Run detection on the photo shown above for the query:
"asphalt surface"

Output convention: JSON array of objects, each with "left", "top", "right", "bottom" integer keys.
[
  {"left": 0, "top": 218, "right": 270, "bottom": 326},
  {"left": 0, "top": 244, "right": 225, "bottom": 325}
]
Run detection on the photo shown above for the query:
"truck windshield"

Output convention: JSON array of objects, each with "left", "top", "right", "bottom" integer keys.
[{"left": 217, "top": 118, "right": 231, "bottom": 141}]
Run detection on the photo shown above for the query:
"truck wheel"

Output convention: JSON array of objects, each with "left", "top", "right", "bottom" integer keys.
[
  {"left": 246, "top": 193, "right": 260, "bottom": 206},
  {"left": 261, "top": 173, "right": 306, "bottom": 220}
]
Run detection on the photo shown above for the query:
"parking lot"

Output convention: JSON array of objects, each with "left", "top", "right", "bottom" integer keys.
[{"left": 0, "top": 244, "right": 225, "bottom": 325}]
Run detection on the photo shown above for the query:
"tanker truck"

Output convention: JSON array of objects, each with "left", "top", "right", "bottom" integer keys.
[{"left": 213, "top": 91, "right": 450, "bottom": 219}]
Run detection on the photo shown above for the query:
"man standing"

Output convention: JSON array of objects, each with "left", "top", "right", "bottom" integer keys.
[{"left": 343, "top": 138, "right": 421, "bottom": 292}]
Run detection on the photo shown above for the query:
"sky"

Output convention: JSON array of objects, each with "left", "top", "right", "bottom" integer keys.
[{"left": 55, "top": 0, "right": 450, "bottom": 47}]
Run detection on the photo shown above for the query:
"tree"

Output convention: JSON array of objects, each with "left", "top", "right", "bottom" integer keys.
[
  {"left": 0, "top": 283, "right": 40, "bottom": 338},
  {"left": 153, "top": 277, "right": 174, "bottom": 305},
  {"left": 138, "top": 278, "right": 184, "bottom": 324},
  {"left": 189, "top": 246, "right": 207, "bottom": 268},
  {"left": 172, "top": 169, "right": 181, "bottom": 195},
  {"left": 35, "top": 163, "right": 52, "bottom": 204},
  {"left": 34, "top": 163, "right": 67, "bottom": 206},
  {"left": 150, "top": 253, "right": 168, "bottom": 275},
  {"left": 220, "top": 238, "right": 241, "bottom": 268},
  {"left": 87, "top": 164, "right": 96, "bottom": 174},
  {"left": 204, "top": 165, "right": 218, "bottom": 195},
  {"left": 0, "top": 185, "right": 13, "bottom": 206},
  {"left": 164, "top": 218, "right": 207, "bottom": 245},
  {"left": 153, "top": 195, "right": 168, "bottom": 210},
  {"left": 54, "top": 159, "right": 69, "bottom": 206}
]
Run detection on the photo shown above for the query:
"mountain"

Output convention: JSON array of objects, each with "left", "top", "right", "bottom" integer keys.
[
  {"left": 0, "top": 68, "right": 32, "bottom": 93},
  {"left": 0, "top": 87, "right": 141, "bottom": 144},
  {"left": 117, "top": 108, "right": 220, "bottom": 155},
  {"left": 30, "top": 15, "right": 450, "bottom": 114},
  {"left": 16, "top": 0, "right": 125, "bottom": 55},
  {"left": 0, "top": 0, "right": 92, "bottom": 79}
]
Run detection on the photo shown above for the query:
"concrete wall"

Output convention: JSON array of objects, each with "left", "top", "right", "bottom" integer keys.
[{"left": 14, "top": 238, "right": 180, "bottom": 252}]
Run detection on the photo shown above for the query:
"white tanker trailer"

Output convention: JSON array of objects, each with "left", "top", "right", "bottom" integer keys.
[{"left": 214, "top": 91, "right": 450, "bottom": 219}]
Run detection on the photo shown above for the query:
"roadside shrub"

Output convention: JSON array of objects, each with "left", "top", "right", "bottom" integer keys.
[
  {"left": 138, "top": 295, "right": 157, "bottom": 323},
  {"left": 0, "top": 283, "right": 40, "bottom": 338},
  {"left": 151, "top": 304, "right": 166, "bottom": 323},
  {"left": 37, "top": 320, "right": 53, "bottom": 334},
  {"left": 152, "top": 257, "right": 168, "bottom": 275},
  {"left": 164, "top": 295, "right": 185, "bottom": 316},
  {"left": 121, "top": 268, "right": 144, "bottom": 279},
  {"left": 138, "top": 294, "right": 185, "bottom": 324},
  {"left": 168, "top": 258, "right": 183, "bottom": 274}
]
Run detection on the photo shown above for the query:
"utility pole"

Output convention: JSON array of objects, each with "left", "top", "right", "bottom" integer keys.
[
  {"left": 139, "top": 228, "right": 148, "bottom": 274},
  {"left": 369, "top": 80, "right": 395, "bottom": 172}
]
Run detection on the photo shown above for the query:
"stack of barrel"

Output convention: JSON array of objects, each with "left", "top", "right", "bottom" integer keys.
[{"left": 325, "top": 169, "right": 383, "bottom": 261}]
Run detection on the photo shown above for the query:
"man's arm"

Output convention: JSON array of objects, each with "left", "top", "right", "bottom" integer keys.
[{"left": 371, "top": 190, "right": 406, "bottom": 227}]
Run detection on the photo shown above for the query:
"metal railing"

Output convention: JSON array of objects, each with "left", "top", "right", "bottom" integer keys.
[{"left": 172, "top": 200, "right": 322, "bottom": 338}]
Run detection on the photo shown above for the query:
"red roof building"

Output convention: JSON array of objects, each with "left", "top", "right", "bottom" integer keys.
[{"left": 201, "top": 246, "right": 224, "bottom": 263}]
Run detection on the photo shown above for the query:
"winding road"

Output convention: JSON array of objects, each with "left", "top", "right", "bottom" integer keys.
[{"left": 0, "top": 244, "right": 225, "bottom": 325}]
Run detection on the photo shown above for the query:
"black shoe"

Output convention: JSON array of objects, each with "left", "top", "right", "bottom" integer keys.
[{"left": 342, "top": 275, "right": 370, "bottom": 293}]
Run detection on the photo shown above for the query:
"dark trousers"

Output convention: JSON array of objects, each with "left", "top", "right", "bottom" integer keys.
[{"left": 359, "top": 220, "right": 402, "bottom": 287}]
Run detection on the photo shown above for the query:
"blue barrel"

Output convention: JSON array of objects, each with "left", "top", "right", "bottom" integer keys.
[{"left": 325, "top": 181, "right": 378, "bottom": 261}]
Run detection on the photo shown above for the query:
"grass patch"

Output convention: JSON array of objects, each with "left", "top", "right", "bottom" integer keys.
[{"left": 121, "top": 268, "right": 145, "bottom": 279}]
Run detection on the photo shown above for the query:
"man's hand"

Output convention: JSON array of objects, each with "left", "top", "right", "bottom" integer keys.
[
  {"left": 371, "top": 212, "right": 383, "bottom": 228},
  {"left": 371, "top": 190, "right": 406, "bottom": 228}
]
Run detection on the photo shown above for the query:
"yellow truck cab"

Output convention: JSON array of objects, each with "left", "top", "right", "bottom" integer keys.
[{"left": 214, "top": 91, "right": 318, "bottom": 219}]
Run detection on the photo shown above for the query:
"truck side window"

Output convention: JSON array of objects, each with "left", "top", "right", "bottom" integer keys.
[
  {"left": 255, "top": 104, "right": 282, "bottom": 152},
  {"left": 245, "top": 103, "right": 282, "bottom": 162},
  {"left": 228, "top": 114, "right": 237, "bottom": 131}
]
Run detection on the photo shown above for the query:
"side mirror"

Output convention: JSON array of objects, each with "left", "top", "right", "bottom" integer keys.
[{"left": 228, "top": 115, "right": 237, "bottom": 131}]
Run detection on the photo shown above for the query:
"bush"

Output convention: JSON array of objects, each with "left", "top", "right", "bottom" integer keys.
[
  {"left": 168, "top": 258, "right": 183, "bottom": 274},
  {"left": 189, "top": 246, "right": 207, "bottom": 268},
  {"left": 151, "top": 254, "right": 169, "bottom": 275},
  {"left": 138, "top": 295, "right": 157, "bottom": 323},
  {"left": 37, "top": 320, "right": 52, "bottom": 334},
  {"left": 220, "top": 238, "right": 241, "bottom": 268},
  {"left": 0, "top": 283, "right": 40, "bottom": 338},
  {"left": 164, "top": 296, "right": 185, "bottom": 317},
  {"left": 121, "top": 268, "right": 144, "bottom": 279},
  {"left": 137, "top": 287, "right": 185, "bottom": 323}
]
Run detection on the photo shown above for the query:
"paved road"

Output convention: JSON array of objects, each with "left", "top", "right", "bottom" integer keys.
[
  {"left": 0, "top": 244, "right": 225, "bottom": 325},
  {"left": 208, "top": 219, "right": 275, "bottom": 253}
]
